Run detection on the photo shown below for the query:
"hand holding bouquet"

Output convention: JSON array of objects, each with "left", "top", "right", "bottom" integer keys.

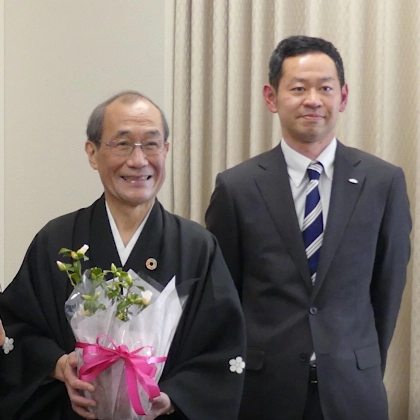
[{"left": 58, "top": 246, "right": 184, "bottom": 419}]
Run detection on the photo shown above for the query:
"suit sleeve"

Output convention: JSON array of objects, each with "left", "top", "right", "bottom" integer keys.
[
  {"left": 370, "top": 167, "right": 412, "bottom": 373},
  {"left": 205, "top": 173, "right": 243, "bottom": 295}
]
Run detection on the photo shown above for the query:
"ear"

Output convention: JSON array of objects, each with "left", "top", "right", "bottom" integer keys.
[
  {"left": 85, "top": 141, "right": 99, "bottom": 170},
  {"left": 262, "top": 84, "right": 279, "bottom": 113},
  {"left": 159, "top": 141, "right": 170, "bottom": 159},
  {"left": 339, "top": 84, "right": 349, "bottom": 112}
]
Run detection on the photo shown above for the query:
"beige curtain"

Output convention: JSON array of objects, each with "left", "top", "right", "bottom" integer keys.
[{"left": 170, "top": 1, "right": 420, "bottom": 418}]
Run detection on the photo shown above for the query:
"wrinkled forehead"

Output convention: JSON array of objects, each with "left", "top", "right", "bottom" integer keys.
[{"left": 103, "top": 98, "right": 163, "bottom": 135}]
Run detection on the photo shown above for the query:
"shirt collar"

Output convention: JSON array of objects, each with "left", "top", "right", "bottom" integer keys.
[{"left": 281, "top": 138, "right": 337, "bottom": 187}]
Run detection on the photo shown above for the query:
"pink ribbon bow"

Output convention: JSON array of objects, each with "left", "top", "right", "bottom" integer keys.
[{"left": 76, "top": 335, "right": 167, "bottom": 415}]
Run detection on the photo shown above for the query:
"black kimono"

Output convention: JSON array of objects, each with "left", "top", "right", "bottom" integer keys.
[{"left": 0, "top": 197, "right": 246, "bottom": 420}]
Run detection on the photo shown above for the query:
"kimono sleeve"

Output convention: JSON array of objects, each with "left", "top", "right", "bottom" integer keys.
[
  {"left": 0, "top": 226, "right": 75, "bottom": 418},
  {"left": 158, "top": 243, "right": 246, "bottom": 420}
]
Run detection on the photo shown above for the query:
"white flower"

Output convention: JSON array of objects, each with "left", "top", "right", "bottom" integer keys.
[
  {"left": 229, "top": 356, "right": 245, "bottom": 374},
  {"left": 141, "top": 290, "right": 153, "bottom": 306},
  {"left": 76, "top": 244, "right": 89, "bottom": 258},
  {"left": 56, "top": 261, "right": 67, "bottom": 271},
  {"left": 3, "top": 336, "right": 14, "bottom": 354},
  {"left": 77, "top": 244, "right": 89, "bottom": 255}
]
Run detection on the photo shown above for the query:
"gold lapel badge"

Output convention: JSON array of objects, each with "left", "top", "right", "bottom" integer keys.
[{"left": 146, "top": 258, "right": 157, "bottom": 271}]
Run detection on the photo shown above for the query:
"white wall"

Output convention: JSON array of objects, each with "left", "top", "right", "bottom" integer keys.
[{"left": 2, "top": 0, "right": 172, "bottom": 288}]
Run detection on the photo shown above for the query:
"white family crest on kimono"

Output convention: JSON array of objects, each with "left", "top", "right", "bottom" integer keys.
[
  {"left": 2, "top": 336, "right": 14, "bottom": 354},
  {"left": 229, "top": 356, "right": 245, "bottom": 374}
]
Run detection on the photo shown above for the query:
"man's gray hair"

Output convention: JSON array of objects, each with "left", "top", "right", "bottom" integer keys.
[{"left": 86, "top": 90, "right": 170, "bottom": 146}]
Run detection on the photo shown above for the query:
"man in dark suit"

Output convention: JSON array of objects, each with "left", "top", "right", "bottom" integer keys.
[{"left": 206, "top": 36, "right": 411, "bottom": 420}]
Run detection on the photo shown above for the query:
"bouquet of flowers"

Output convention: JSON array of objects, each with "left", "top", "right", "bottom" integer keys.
[{"left": 58, "top": 245, "right": 184, "bottom": 420}]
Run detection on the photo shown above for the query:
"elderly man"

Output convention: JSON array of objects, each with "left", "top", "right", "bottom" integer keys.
[
  {"left": 206, "top": 36, "right": 411, "bottom": 420},
  {"left": 0, "top": 91, "right": 246, "bottom": 420}
]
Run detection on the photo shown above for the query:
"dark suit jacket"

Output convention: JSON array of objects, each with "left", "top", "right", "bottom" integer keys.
[{"left": 206, "top": 141, "right": 411, "bottom": 420}]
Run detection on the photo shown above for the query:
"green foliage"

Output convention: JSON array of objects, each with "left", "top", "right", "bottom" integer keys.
[{"left": 57, "top": 245, "right": 151, "bottom": 321}]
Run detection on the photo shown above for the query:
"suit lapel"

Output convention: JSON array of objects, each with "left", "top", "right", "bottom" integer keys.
[
  {"left": 254, "top": 145, "right": 312, "bottom": 289},
  {"left": 312, "top": 141, "right": 366, "bottom": 297}
]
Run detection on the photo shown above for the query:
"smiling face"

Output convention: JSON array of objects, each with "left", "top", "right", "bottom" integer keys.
[
  {"left": 85, "top": 98, "right": 169, "bottom": 213},
  {"left": 263, "top": 52, "right": 348, "bottom": 153}
]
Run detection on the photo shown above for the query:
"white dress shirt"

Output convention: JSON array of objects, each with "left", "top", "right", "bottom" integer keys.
[{"left": 280, "top": 138, "right": 336, "bottom": 231}]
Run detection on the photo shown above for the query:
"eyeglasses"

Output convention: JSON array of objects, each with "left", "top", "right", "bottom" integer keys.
[{"left": 103, "top": 139, "right": 166, "bottom": 157}]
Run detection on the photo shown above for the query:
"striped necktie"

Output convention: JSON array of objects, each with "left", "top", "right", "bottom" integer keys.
[{"left": 302, "top": 161, "right": 324, "bottom": 285}]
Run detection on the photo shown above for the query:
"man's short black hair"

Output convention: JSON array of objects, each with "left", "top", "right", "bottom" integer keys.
[
  {"left": 86, "top": 90, "right": 170, "bottom": 146},
  {"left": 269, "top": 35, "right": 345, "bottom": 90}
]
